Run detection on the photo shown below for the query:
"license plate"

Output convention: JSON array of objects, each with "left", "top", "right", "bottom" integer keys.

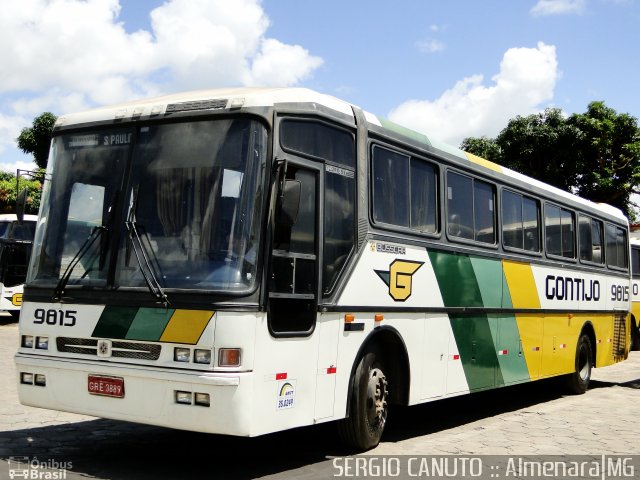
[{"left": 88, "top": 375, "right": 125, "bottom": 398}]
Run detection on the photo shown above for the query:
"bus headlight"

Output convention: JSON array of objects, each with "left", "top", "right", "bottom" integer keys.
[
  {"left": 174, "top": 347, "right": 190, "bottom": 362},
  {"left": 175, "top": 391, "right": 192, "bottom": 405},
  {"left": 194, "top": 349, "right": 212, "bottom": 364},
  {"left": 21, "top": 335, "right": 34, "bottom": 348},
  {"left": 36, "top": 336, "right": 49, "bottom": 350}
]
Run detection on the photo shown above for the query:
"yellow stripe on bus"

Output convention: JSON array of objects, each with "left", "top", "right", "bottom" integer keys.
[
  {"left": 502, "top": 261, "right": 541, "bottom": 379},
  {"left": 464, "top": 152, "right": 503, "bottom": 173},
  {"left": 159, "top": 310, "right": 214, "bottom": 344}
]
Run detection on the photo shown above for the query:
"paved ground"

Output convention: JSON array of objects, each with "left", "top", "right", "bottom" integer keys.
[{"left": 1, "top": 317, "right": 639, "bottom": 479}]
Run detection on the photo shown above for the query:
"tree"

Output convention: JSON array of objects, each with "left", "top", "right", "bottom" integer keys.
[
  {"left": 0, "top": 173, "right": 42, "bottom": 214},
  {"left": 459, "top": 136, "right": 501, "bottom": 162},
  {"left": 568, "top": 102, "right": 640, "bottom": 214},
  {"left": 461, "top": 103, "right": 640, "bottom": 219},
  {"left": 16, "top": 112, "right": 57, "bottom": 170}
]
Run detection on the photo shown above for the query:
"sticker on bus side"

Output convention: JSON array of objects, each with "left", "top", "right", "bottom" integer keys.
[{"left": 276, "top": 380, "right": 296, "bottom": 410}]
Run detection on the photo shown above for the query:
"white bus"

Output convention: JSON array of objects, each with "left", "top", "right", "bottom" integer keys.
[
  {"left": 629, "top": 238, "right": 640, "bottom": 349},
  {"left": 0, "top": 214, "right": 37, "bottom": 318},
  {"left": 16, "top": 88, "right": 631, "bottom": 450}
]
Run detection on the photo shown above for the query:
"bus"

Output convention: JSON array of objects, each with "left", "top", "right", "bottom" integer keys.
[
  {"left": 16, "top": 88, "right": 631, "bottom": 450},
  {"left": 0, "top": 214, "right": 37, "bottom": 319},
  {"left": 630, "top": 238, "right": 640, "bottom": 349}
]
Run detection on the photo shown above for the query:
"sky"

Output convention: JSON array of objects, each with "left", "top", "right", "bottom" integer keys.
[{"left": 1, "top": 0, "right": 639, "bottom": 173}]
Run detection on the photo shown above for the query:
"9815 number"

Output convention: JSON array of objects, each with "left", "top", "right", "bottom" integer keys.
[{"left": 34, "top": 308, "right": 77, "bottom": 326}]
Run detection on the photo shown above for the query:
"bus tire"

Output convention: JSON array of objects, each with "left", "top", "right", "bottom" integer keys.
[
  {"left": 338, "top": 348, "right": 389, "bottom": 451},
  {"left": 564, "top": 333, "right": 593, "bottom": 394}
]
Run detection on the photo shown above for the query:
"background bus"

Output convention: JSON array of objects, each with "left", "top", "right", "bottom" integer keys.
[
  {"left": 630, "top": 238, "right": 640, "bottom": 349},
  {"left": 16, "top": 88, "right": 631, "bottom": 451},
  {"left": 0, "top": 214, "right": 37, "bottom": 319}
]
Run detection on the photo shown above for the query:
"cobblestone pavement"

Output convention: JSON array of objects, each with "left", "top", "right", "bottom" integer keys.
[{"left": 1, "top": 318, "right": 639, "bottom": 479}]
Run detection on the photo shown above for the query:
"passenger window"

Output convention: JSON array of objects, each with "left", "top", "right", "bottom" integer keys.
[
  {"left": 631, "top": 247, "right": 640, "bottom": 277},
  {"left": 578, "top": 215, "right": 604, "bottom": 264},
  {"left": 372, "top": 147, "right": 410, "bottom": 227},
  {"left": 545, "top": 204, "right": 575, "bottom": 258},
  {"left": 447, "top": 171, "right": 495, "bottom": 243},
  {"left": 502, "top": 190, "right": 540, "bottom": 252},
  {"left": 606, "top": 224, "right": 628, "bottom": 269},
  {"left": 410, "top": 159, "right": 437, "bottom": 233}
]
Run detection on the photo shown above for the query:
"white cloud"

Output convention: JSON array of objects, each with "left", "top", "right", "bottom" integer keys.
[
  {"left": 0, "top": 0, "right": 323, "bottom": 170},
  {"left": 0, "top": 0, "right": 322, "bottom": 99},
  {"left": 388, "top": 42, "right": 559, "bottom": 146},
  {"left": 530, "top": 0, "right": 586, "bottom": 16},
  {"left": 247, "top": 39, "right": 324, "bottom": 86},
  {"left": 417, "top": 39, "right": 446, "bottom": 54},
  {"left": 0, "top": 113, "right": 29, "bottom": 156}
]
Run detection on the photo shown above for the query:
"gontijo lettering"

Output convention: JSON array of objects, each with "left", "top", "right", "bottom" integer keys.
[{"left": 545, "top": 275, "right": 601, "bottom": 301}]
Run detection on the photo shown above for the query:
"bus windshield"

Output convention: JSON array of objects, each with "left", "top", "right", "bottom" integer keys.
[{"left": 28, "top": 118, "right": 267, "bottom": 294}]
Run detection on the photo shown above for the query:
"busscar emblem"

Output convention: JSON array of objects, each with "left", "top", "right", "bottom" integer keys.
[
  {"left": 97, "top": 339, "right": 112, "bottom": 358},
  {"left": 375, "top": 259, "right": 424, "bottom": 302}
]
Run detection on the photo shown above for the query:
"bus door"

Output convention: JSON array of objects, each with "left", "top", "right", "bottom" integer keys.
[{"left": 267, "top": 160, "right": 320, "bottom": 336}]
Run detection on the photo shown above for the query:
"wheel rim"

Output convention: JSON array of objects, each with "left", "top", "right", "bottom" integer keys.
[
  {"left": 578, "top": 344, "right": 591, "bottom": 381},
  {"left": 365, "top": 367, "right": 388, "bottom": 432}
]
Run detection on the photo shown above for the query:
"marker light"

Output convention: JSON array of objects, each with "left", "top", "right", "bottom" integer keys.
[
  {"left": 218, "top": 348, "right": 241, "bottom": 367},
  {"left": 36, "top": 336, "right": 49, "bottom": 350},
  {"left": 20, "top": 372, "right": 34, "bottom": 385},
  {"left": 175, "top": 391, "right": 192, "bottom": 405},
  {"left": 34, "top": 374, "right": 46, "bottom": 386},
  {"left": 194, "top": 349, "right": 212, "bottom": 364},
  {"left": 174, "top": 347, "right": 190, "bottom": 362},
  {"left": 21, "top": 335, "right": 34, "bottom": 348},
  {"left": 194, "top": 393, "right": 210, "bottom": 407}
]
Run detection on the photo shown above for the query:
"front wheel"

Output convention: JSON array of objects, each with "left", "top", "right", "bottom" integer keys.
[
  {"left": 338, "top": 348, "right": 389, "bottom": 451},
  {"left": 564, "top": 333, "right": 593, "bottom": 394}
]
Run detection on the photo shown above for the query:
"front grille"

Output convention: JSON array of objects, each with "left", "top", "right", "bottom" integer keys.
[{"left": 56, "top": 337, "right": 161, "bottom": 360}]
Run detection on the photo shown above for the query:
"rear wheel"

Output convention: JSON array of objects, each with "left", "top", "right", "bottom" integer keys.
[
  {"left": 565, "top": 333, "right": 593, "bottom": 394},
  {"left": 338, "top": 348, "right": 389, "bottom": 451}
]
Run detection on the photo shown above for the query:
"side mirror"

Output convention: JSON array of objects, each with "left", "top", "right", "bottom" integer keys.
[
  {"left": 16, "top": 188, "right": 28, "bottom": 225},
  {"left": 278, "top": 180, "right": 301, "bottom": 227}
]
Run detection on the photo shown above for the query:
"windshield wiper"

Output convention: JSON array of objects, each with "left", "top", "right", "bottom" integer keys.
[
  {"left": 125, "top": 189, "right": 170, "bottom": 307},
  {"left": 53, "top": 225, "right": 107, "bottom": 300}
]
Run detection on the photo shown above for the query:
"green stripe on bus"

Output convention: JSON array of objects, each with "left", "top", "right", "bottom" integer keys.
[
  {"left": 428, "top": 250, "right": 483, "bottom": 307},
  {"left": 491, "top": 314, "right": 531, "bottom": 384},
  {"left": 450, "top": 314, "right": 504, "bottom": 390},
  {"left": 92, "top": 306, "right": 139, "bottom": 339},
  {"left": 378, "top": 118, "right": 432, "bottom": 146},
  {"left": 125, "top": 308, "right": 175, "bottom": 341},
  {"left": 469, "top": 256, "right": 503, "bottom": 308}
]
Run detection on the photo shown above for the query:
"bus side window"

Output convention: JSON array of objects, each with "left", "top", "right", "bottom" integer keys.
[{"left": 324, "top": 166, "right": 355, "bottom": 294}]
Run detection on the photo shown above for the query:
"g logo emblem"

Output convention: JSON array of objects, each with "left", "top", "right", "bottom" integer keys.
[{"left": 375, "top": 260, "right": 424, "bottom": 302}]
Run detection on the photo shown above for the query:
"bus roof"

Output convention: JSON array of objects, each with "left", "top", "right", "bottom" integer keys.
[{"left": 55, "top": 87, "right": 628, "bottom": 224}]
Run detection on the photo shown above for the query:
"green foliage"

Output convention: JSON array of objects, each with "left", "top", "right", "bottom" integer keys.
[
  {"left": 459, "top": 136, "right": 501, "bottom": 162},
  {"left": 16, "top": 112, "right": 57, "bottom": 170},
  {"left": 0, "top": 171, "right": 43, "bottom": 215},
  {"left": 461, "top": 103, "right": 640, "bottom": 219}
]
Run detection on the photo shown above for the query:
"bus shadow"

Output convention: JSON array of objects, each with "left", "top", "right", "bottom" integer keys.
[
  {"left": 589, "top": 378, "right": 640, "bottom": 390},
  {"left": 383, "top": 378, "right": 564, "bottom": 442},
  {"left": 0, "top": 379, "right": 573, "bottom": 479}
]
